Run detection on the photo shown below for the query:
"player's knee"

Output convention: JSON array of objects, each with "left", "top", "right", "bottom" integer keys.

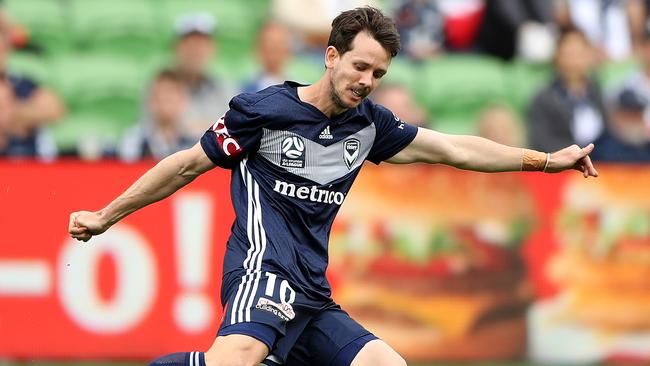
[
  {"left": 352, "top": 354, "right": 406, "bottom": 366},
  {"left": 351, "top": 339, "right": 407, "bottom": 366},
  {"left": 374, "top": 353, "right": 407, "bottom": 366},
  {"left": 204, "top": 335, "right": 268, "bottom": 366},
  {"left": 389, "top": 355, "right": 408, "bottom": 366},
  {"left": 204, "top": 356, "right": 258, "bottom": 366},
  {"left": 205, "top": 349, "right": 263, "bottom": 366}
]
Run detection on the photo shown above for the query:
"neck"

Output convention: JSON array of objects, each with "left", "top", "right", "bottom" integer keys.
[
  {"left": 0, "top": 130, "right": 7, "bottom": 149},
  {"left": 264, "top": 65, "right": 283, "bottom": 77},
  {"left": 561, "top": 74, "right": 587, "bottom": 96},
  {"left": 297, "top": 76, "right": 347, "bottom": 118},
  {"left": 177, "top": 70, "right": 203, "bottom": 87}
]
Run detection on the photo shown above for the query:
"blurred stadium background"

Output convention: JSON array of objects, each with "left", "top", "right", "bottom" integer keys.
[
  {"left": 1, "top": 0, "right": 650, "bottom": 366},
  {"left": 2, "top": 0, "right": 640, "bottom": 153}
]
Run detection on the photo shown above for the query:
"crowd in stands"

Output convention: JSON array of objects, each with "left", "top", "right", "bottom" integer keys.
[
  {"left": 2, "top": 0, "right": 650, "bottom": 163},
  {"left": 0, "top": 8, "right": 65, "bottom": 160}
]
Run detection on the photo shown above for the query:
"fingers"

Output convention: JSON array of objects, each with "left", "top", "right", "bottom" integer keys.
[
  {"left": 69, "top": 226, "right": 88, "bottom": 235},
  {"left": 68, "top": 212, "right": 85, "bottom": 233},
  {"left": 69, "top": 222, "right": 91, "bottom": 242},
  {"left": 68, "top": 213, "right": 77, "bottom": 232},
  {"left": 581, "top": 143, "right": 595, "bottom": 156},
  {"left": 582, "top": 155, "right": 598, "bottom": 177},
  {"left": 72, "top": 232, "right": 92, "bottom": 242},
  {"left": 69, "top": 211, "right": 92, "bottom": 242},
  {"left": 575, "top": 144, "right": 598, "bottom": 178}
]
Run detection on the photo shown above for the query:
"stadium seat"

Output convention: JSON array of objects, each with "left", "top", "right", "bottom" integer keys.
[
  {"left": 52, "top": 54, "right": 148, "bottom": 132},
  {"left": 431, "top": 112, "right": 481, "bottom": 136},
  {"left": 383, "top": 56, "right": 419, "bottom": 88},
  {"left": 71, "top": 94, "right": 140, "bottom": 128},
  {"left": 4, "top": 0, "right": 72, "bottom": 55},
  {"left": 506, "top": 61, "right": 552, "bottom": 114},
  {"left": 157, "top": 0, "right": 268, "bottom": 60},
  {"left": 415, "top": 56, "right": 509, "bottom": 134},
  {"left": 286, "top": 56, "right": 323, "bottom": 85},
  {"left": 211, "top": 55, "right": 258, "bottom": 85},
  {"left": 597, "top": 59, "right": 640, "bottom": 90},
  {"left": 50, "top": 113, "right": 131, "bottom": 153},
  {"left": 68, "top": 0, "right": 164, "bottom": 57},
  {"left": 53, "top": 53, "right": 150, "bottom": 99},
  {"left": 7, "top": 51, "right": 56, "bottom": 86}
]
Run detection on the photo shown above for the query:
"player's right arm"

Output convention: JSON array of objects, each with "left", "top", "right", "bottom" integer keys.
[{"left": 69, "top": 143, "right": 215, "bottom": 242}]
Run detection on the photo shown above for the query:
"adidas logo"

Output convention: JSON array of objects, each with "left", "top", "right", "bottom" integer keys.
[{"left": 319, "top": 126, "right": 333, "bottom": 140}]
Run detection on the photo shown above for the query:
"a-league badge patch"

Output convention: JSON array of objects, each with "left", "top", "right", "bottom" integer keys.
[{"left": 281, "top": 136, "right": 305, "bottom": 168}]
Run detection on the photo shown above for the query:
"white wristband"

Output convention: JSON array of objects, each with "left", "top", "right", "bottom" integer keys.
[{"left": 542, "top": 153, "right": 551, "bottom": 173}]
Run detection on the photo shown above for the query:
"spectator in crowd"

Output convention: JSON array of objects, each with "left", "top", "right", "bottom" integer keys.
[
  {"left": 591, "top": 87, "right": 650, "bottom": 161},
  {"left": 598, "top": 23, "right": 650, "bottom": 160},
  {"left": 371, "top": 83, "right": 428, "bottom": 126},
  {"left": 392, "top": 0, "right": 486, "bottom": 59},
  {"left": 242, "top": 21, "right": 293, "bottom": 93},
  {"left": 393, "top": 0, "right": 445, "bottom": 60},
  {"left": 271, "top": 0, "right": 376, "bottom": 52},
  {"left": 155, "top": 12, "right": 234, "bottom": 139},
  {"left": 609, "top": 24, "right": 650, "bottom": 115},
  {"left": 556, "top": 0, "right": 645, "bottom": 61},
  {"left": 437, "top": 0, "right": 485, "bottom": 52},
  {"left": 475, "top": 0, "right": 555, "bottom": 62},
  {"left": 119, "top": 70, "right": 194, "bottom": 162},
  {"left": 0, "top": 0, "right": 31, "bottom": 51},
  {"left": 527, "top": 27, "right": 610, "bottom": 152},
  {"left": 0, "top": 79, "right": 14, "bottom": 154},
  {"left": 0, "top": 29, "right": 64, "bottom": 159},
  {"left": 476, "top": 104, "right": 525, "bottom": 146},
  {"left": 646, "top": 0, "right": 650, "bottom": 37},
  {"left": 0, "top": 1, "right": 7, "bottom": 34}
]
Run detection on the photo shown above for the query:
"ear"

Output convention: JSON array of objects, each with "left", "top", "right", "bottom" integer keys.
[{"left": 324, "top": 46, "right": 339, "bottom": 69}]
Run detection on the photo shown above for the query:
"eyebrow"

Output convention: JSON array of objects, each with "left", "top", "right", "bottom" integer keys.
[{"left": 354, "top": 61, "right": 387, "bottom": 74}]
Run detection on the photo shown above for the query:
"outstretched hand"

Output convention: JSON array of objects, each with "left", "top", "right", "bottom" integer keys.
[
  {"left": 68, "top": 211, "right": 109, "bottom": 242},
  {"left": 545, "top": 143, "right": 598, "bottom": 178}
]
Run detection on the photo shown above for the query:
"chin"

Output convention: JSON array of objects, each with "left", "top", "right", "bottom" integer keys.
[{"left": 346, "top": 95, "right": 365, "bottom": 108}]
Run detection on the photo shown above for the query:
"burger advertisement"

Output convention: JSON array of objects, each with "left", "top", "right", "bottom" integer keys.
[
  {"left": 529, "top": 168, "right": 650, "bottom": 364},
  {"left": 329, "top": 165, "right": 536, "bottom": 362}
]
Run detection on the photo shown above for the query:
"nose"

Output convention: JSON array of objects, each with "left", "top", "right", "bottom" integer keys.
[{"left": 358, "top": 71, "right": 373, "bottom": 88}]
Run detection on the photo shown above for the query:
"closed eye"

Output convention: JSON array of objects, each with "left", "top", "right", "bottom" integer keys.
[{"left": 354, "top": 63, "right": 368, "bottom": 71}]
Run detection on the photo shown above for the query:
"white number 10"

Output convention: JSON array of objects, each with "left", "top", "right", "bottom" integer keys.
[{"left": 264, "top": 272, "right": 296, "bottom": 304}]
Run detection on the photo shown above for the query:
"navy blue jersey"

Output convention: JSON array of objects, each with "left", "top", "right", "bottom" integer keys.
[{"left": 200, "top": 81, "right": 418, "bottom": 304}]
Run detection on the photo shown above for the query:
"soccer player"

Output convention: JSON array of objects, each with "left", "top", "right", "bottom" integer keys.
[{"left": 68, "top": 7, "right": 598, "bottom": 366}]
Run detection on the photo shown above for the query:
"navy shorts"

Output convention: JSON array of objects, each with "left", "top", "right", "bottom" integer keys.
[{"left": 218, "top": 270, "right": 376, "bottom": 365}]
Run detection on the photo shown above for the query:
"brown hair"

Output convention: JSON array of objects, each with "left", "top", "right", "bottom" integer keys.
[
  {"left": 154, "top": 69, "right": 183, "bottom": 84},
  {"left": 328, "top": 7, "right": 400, "bottom": 58}
]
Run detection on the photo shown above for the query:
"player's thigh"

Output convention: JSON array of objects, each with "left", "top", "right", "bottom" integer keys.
[
  {"left": 350, "top": 339, "right": 406, "bottom": 366},
  {"left": 285, "top": 307, "right": 378, "bottom": 366},
  {"left": 205, "top": 333, "right": 269, "bottom": 366}
]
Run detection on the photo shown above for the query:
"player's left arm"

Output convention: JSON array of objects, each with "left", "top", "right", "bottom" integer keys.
[{"left": 387, "top": 127, "right": 598, "bottom": 177}]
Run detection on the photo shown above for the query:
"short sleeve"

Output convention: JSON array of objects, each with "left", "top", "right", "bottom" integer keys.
[
  {"left": 367, "top": 104, "right": 418, "bottom": 164},
  {"left": 8, "top": 75, "right": 38, "bottom": 100},
  {"left": 200, "top": 94, "right": 264, "bottom": 169}
]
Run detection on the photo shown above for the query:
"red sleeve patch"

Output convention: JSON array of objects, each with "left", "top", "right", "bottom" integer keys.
[{"left": 210, "top": 116, "right": 243, "bottom": 157}]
